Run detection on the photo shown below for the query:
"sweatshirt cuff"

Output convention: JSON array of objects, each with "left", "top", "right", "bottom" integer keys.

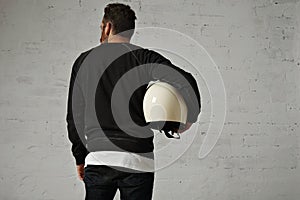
[{"left": 74, "top": 151, "right": 88, "bottom": 165}]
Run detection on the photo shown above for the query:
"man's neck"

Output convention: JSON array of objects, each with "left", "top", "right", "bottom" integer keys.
[{"left": 107, "top": 35, "right": 130, "bottom": 43}]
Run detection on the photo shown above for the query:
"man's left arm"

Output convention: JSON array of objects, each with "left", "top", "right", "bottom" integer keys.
[{"left": 66, "top": 51, "right": 91, "bottom": 166}]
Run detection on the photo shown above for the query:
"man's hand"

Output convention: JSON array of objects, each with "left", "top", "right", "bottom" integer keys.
[
  {"left": 76, "top": 164, "right": 85, "bottom": 181},
  {"left": 177, "top": 122, "right": 193, "bottom": 133}
]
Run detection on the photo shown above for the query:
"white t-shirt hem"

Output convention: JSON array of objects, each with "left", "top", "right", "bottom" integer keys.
[{"left": 84, "top": 151, "right": 155, "bottom": 172}]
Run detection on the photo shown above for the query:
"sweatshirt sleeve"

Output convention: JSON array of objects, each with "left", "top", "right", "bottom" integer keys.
[
  {"left": 66, "top": 51, "right": 91, "bottom": 165},
  {"left": 145, "top": 50, "right": 201, "bottom": 123}
]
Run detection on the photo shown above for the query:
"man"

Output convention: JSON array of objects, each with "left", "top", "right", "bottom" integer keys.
[{"left": 66, "top": 3, "right": 201, "bottom": 200}]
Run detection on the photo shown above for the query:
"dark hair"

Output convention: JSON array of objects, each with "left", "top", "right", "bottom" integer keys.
[{"left": 103, "top": 3, "right": 137, "bottom": 38}]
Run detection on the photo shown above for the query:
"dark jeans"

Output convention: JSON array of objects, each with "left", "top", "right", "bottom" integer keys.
[{"left": 83, "top": 165, "right": 155, "bottom": 200}]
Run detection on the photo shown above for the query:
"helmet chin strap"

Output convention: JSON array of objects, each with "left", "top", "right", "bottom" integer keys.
[
  {"left": 159, "top": 129, "right": 180, "bottom": 139},
  {"left": 149, "top": 121, "right": 183, "bottom": 139}
]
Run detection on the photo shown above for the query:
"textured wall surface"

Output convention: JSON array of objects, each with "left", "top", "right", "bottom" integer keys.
[{"left": 0, "top": 0, "right": 299, "bottom": 199}]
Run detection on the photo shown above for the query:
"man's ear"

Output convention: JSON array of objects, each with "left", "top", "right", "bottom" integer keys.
[{"left": 104, "top": 22, "right": 113, "bottom": 36}]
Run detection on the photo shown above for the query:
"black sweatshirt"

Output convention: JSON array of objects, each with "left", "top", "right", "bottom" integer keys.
[{"left": 66, "top": 43, "right": 201, "bottom": 165}]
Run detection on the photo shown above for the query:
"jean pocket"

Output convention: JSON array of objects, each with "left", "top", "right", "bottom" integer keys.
[
  {"left": 83, "top": 165, "right": 113, "bottom": 185},
  {"left": 83, "top": 167, "right": 95, "bottom": 184},
  {"left": 123, "top": 172, "right": 154, "bottom": 186}
]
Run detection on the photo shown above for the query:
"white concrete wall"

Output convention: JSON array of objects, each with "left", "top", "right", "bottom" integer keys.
[{"left": 0, "top": 0, "right": 299, "bottom": 199}]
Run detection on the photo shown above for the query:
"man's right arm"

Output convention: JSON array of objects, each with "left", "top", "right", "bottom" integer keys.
[{"left": 145, "top": 50, "right": 201, "bottom": 123}]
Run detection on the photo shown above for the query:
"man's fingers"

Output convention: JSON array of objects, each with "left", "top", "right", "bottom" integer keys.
[
  {"left": 78, "top": 173, "right": 84, "bottom": 181},
  {"left": 177, "top": 128, "right": 187, "bottom": 133},
  {"left": 76, "top": 165, "right": 85, "bottom": 181},
  {"left": 79, "top": 175, "right": 84, "bottom": 181},
  {"left": 177, "top": 122, "right": 193, "bottom": 133}
]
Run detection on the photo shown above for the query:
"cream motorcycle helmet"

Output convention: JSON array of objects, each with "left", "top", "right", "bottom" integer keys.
[{"left": 143, "top": 81, "right": 188, "bottom": 139}]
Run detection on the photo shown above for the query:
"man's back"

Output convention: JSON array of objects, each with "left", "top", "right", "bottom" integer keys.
[{"left": 68, "top": 42, "right": 200, "bottom": 162}]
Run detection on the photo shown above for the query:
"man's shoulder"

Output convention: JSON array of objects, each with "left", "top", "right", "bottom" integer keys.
[
  {"left": 71, "top": 48, "right": 94, "bottom": 75},
  {"left": 78, "top": 48, "right": 94, "bottom": 60},
  {"left": 124, "top": 43, "right": 167, "bottom": 63},
  {"left": 73, "top": 48, "right": 94, "bottom": 66}
]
